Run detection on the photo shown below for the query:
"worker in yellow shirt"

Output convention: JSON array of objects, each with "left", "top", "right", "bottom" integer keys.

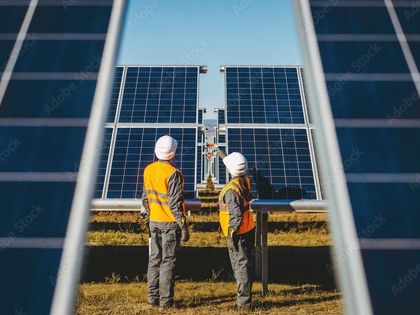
[
  {"left": 218, "top": 151, "right": 256, "bottom": 311},
  {"left": 142, "top": 135, "right": 189, "bottom": 309}
]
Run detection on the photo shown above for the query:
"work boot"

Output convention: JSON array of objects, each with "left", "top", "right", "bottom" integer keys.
[{"left": 147, "top": 299, "right": 159, "bottom": 307}]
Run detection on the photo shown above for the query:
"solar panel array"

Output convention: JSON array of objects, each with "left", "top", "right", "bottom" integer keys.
[
  {"left": 222, "top": 66, "right": 319, "bottom": 199},
  {"left": 119, "top": 66, "right": 199, "bottom": 124},
  {"left": 0, "top": 1, "right": 117, "bottom": 314},
  {"left": 227, "top": 128, "right": 316, "bottom": 199},
  {"left": 107, "top": 127, "right": 197, "bottom": 199},
  {"left": 306, "top": 1, "right": 420, "bottom": 313},
  {"left": 97, "top": 66, "right": 201, "bottom": 200},
  {"left": 225, "top": 67, "right": 305, "bottom": 124}
]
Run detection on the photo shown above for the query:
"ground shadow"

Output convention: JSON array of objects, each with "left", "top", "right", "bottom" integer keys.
[{"left": 81, "top": 245, "right": 336, "bottom": 289}]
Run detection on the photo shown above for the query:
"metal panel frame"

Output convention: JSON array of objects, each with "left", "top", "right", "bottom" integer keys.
[
  {"left": 294, "top": 1, "right": 373, "bottom": 314},
  {"left": 102, "top": 66, "right": 127, "bottom": 198},
  {"left": 298, "top": 67, "right": 322, "bottom": 199},
  {"left": 50, "top": 1, "right": 127, "bottom": 315}
]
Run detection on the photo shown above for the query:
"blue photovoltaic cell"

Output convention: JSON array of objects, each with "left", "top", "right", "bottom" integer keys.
[
  {"left": 107, "top": 128, "right": 197, "bottom": 199},
  {"left": 310, "top": 0, "right": 420, "bottom": 313},
  {"left": 218, "top": 109, "right": 225, "bottom": 124},
  {"left": 198, "top": 109, "right": 203, "bottom": 124},
  {"left": 0, "top": 1, "right": 114, "bottom": 314},
  {"left": 227, "top": 128, "right": 316, "bottom": 199},
  {"left": 107, "top": 66, "right": 124, "bottom": 123},
  {"left": 225, "top": 67, "right": 304, "bottom": 124},
  {"left": 94, "top": 128, "right": 113, "bottom": 198},
  {"left": 217, "top": 145, "right": 227, "bottom": 185},
  {"left": 196, "top": 145, "right": 203, "bottom": 184},
  {"left": 119, "top": 66, "right": 199, "bottom": 123}
]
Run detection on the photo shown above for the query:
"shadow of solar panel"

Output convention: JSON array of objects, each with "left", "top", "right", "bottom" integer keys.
[{"left": 227, "top": 128, "right": 316, "bottom": 199}]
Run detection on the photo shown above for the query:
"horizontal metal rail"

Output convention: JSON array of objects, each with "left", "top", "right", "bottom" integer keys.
[
  {"left": 250, "top": 199, "right": 328, "bottom": 213},
  {"left": 91, "top": 198, "right": 201, "bottom": 212},
  {"left": 250, "top": 199, "right": 328, "bottom": 295}
]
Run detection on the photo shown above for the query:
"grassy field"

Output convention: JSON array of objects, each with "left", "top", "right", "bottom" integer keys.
[
  {"left": 87, "top": 212, "right": 330, "bottom": 247},
  {"left": 77, "top": 282, "right": 342, "bottom": 315},
  {"left": 77, "top": 211, "right": 342, "bottom": 314}
]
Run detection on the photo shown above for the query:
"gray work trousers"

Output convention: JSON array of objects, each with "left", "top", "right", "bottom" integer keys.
[
  {"left": 228, "top": 230, "right": 255, "bottom": 307},
  {"left": 147, "top": 221, "right": 181, "bottom": 307}
]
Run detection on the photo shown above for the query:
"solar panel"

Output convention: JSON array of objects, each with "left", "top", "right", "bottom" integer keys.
[
  {"left": 298, "top": 1, "right": 420, "bottom": 313},
  {"left": 196, "top": 144, "right": 203, "bottom": 184},
  {"left": 217, "top": 144, "right": 227, "bottom": 185},
  {"left": 227, "top": 128, "right": 317, "bottom": 199},
  {"left": 107, "top": 66, "right": 124, "bottom": 123},
  {"left": 224, "top": 66, "right": 305, "bottom": 124},
  {"left": 94, "top": 128, "right": 113, "bottom": 198},
  {"left": 0, "top": 1, "right": 122, "bottom": 314},
  {"left": 218, "top": 108, "right": 226, "bottom": 124},
  {"left": 198, "top": 108, "right": 203, "bottom": 124},
  {"left": 118, "top": 66, "right": 199, "bottom": 124},
  {"left": 107, "top": 127, "right": 197, "bottom": 199}
]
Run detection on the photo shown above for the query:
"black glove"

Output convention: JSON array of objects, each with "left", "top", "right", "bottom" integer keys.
[
  {"left": 181, "top": 224, "right": 190, "bottom": 243},
  {"left": 227, "top": 227, "right": 239, "bottom": 251}
]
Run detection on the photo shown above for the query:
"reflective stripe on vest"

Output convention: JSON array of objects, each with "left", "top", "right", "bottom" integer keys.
[
  {"left": 143, "top": 161, "right": 184, "bottom": 222},
  {"left": 219, "top": 176, "right": 255, "bottom": 237}
]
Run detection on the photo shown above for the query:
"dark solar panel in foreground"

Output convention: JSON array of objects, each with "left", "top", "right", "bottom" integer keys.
[
  {"left": 227, "top": 128, "right": 316, "bottom": 199},
  {"left": 119, "top": 66, "right": 199, "bottom": 124},
  {"left": 225, "top": 67, "right": 304, "bottom": 124},
  {"left": 310, "top": 0, "right": 420, "bottom": 313},
  {"left": 0, "top": 1, "right": 114, "bottom": 314},
  {"left": 94, "top": 128, "right": 113, "bottom": 198},
  {"left": 107, "top": 128, "right": 197, "bottom": 199}
]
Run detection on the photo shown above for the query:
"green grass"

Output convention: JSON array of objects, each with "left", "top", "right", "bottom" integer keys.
[{"left": 77, "top": 281, "right": 342, "bottom": 315}]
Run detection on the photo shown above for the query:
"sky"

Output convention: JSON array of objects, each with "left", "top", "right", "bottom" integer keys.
[{"left": 117, "top": 0, "right": 303, "bottom": 119}]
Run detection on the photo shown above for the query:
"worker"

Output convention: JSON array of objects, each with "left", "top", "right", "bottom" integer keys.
[
  {"left": 142, "top": 135, "right": 190, "bottom": 309},
  {"left": 218, "top": 151, "right": 256, "bottom": 311}
]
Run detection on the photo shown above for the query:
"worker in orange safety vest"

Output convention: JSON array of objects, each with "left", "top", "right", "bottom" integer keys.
[
  {"left": 218, "top": 151, "right": 256, "bottom": 311},
  {"left": 142, "top": 135, "right": 190, "bottom": 309}
]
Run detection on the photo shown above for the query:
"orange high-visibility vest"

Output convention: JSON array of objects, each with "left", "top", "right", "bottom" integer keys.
[
  {"left": 143, "top": 161, "right": 185, "bottom": 222},
  {"left": 219, "top": 176, "right": 255, "bottom": 237}
]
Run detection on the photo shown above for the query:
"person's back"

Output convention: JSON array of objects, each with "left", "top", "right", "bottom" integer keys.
[{"left": 142, "top": 136, "right": 190, "bottom": 309}]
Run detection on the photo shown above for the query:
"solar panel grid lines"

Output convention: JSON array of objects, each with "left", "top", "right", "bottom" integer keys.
[
  {"left": 226, "top": 127, "right": 317, "bottom": 199},
  {"left": 299, "top": 0, "right": 420, "bottom": 314},
  {"left": 224, "top": 66, "right": 305, "bottom": 125},
  {"left": 106, "top": 127, "right": 197, "bottom": 199},
  {"left": 118, "top": 66, "right": 199, "bottom": 124},
  {"left": 0, "top": 1, "right": 121, "bottom": 314}
]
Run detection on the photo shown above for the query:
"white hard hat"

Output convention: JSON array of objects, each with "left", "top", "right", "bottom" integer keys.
[
  {"left": 223, "top": 152, "right": 248, "bottom": 177},
  {"left": 155, "top": 135, "right": 178, "bottom": 160}
]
